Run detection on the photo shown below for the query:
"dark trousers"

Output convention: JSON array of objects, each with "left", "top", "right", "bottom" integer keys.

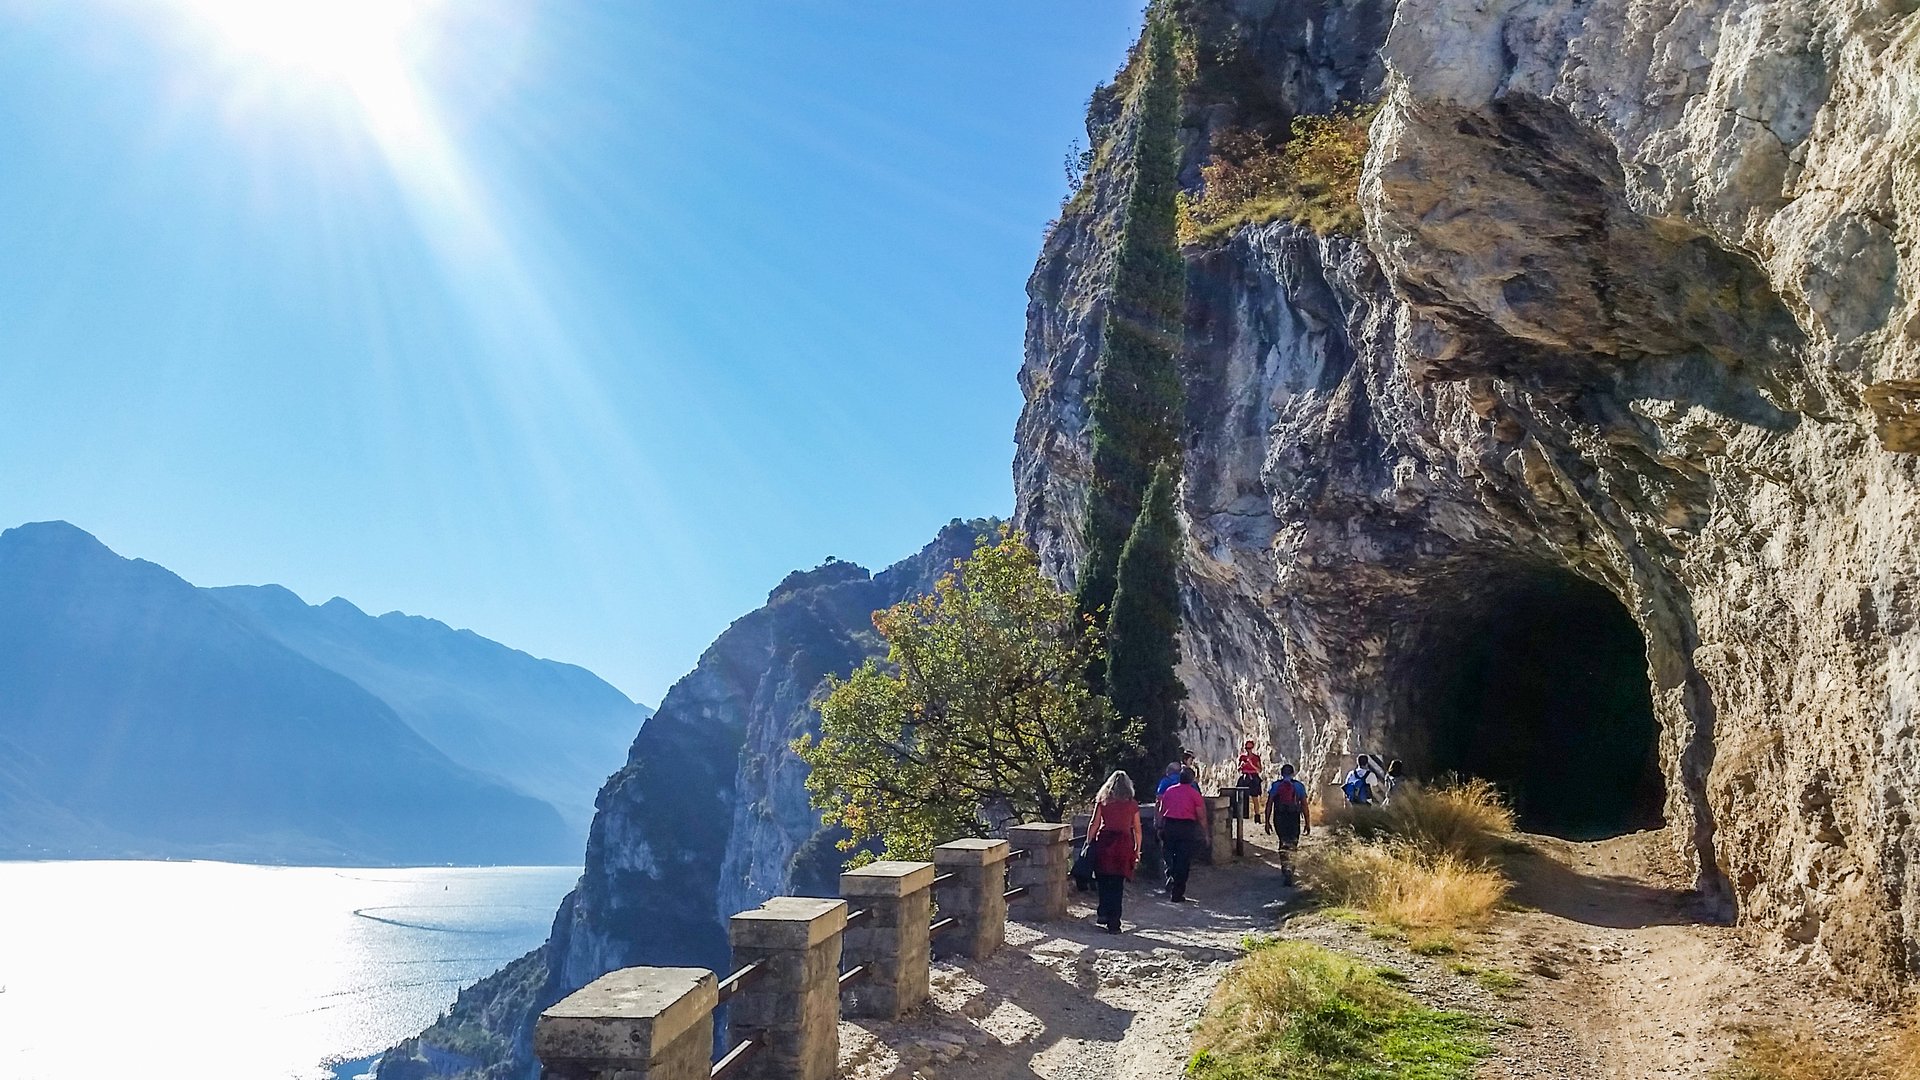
[
  {"left": 1274, "top": 809, "right": 1302, "bottom": 849},
  {"left": 1161, "top": 817, "right": 1201, "bottom": 900},
  {"left": 1095, "top": 874, "right": 1125, "bottom": 928},
  {"left": 1236, "top": 773, "right": 1260, "bottom": 817}
]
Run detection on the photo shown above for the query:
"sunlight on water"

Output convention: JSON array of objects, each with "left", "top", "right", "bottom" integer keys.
[{"left": 0, "top": 861, "right": 575, "bottom": 1080}]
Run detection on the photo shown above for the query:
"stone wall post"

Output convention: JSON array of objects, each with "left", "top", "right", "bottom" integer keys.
[
  {"left": 727, "top": 897, "right": 846, "bottom": 1080},
  {"left": 535, "top": 967, "right": 715, "bottom": 1080},
  {"left": 839, "top": 860, "right": 934, "bottom": 1020},
  {"left": 1006, "top": 822, "right": 1072, "bottom": 920},
  {"left": 932, "top": 838, "right": 1009, "bottom": 960},
  {"left": 1205, "top": 794, "right": 1235, "bottom": 864}
]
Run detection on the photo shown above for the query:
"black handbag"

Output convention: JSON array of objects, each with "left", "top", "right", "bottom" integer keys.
[{"left": 1070, "top": 839, "right": 1096, "bottom": 888}]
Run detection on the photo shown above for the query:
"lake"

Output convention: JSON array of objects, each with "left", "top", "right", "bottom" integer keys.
[{"left": 0, "top": 861, "right": 577, "bottom": 1080}]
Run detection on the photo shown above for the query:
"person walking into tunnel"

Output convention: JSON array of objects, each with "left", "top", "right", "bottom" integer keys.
[
  {"left": 1154, "top": 761, "right": 1183, "bottom": 797},
  {"left": 1158, "top": 765, "right": 1206, "bottom": 902},
  {"left": 1383, "top": 758, "right": 1406, "bottom": 804},
  {"left": 1236, "top": 740, "right": 1263, "bottom": 819},
  {"left": 1342, "top": 754, "right": 1378, "bottom": 806},
  {"left": 1086, "top": 770, "right": 1141, "bottom": 933},
  {"left": 1266, "top": 763, "right": 1309, "bottom": 848}
]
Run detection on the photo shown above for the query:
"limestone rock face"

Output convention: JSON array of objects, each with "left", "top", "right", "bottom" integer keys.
[{"left": 1015, "top": 0, "right": 1918, "bottom": 990}]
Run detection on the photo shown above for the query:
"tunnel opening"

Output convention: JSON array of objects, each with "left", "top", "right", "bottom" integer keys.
[{"left": 1409, "top": 566, "right": 1665, "bottom": 840}]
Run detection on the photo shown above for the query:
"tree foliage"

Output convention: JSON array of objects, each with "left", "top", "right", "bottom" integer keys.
[
  {"left": 1106, "top": 462, "right": 1187, "bottom": 789},
  {"left": 1078, "top": 8, "right": 1188, "bottom": 634},
  {"left": 794, "top": 531, "right": 1129, "bottom": 862}
]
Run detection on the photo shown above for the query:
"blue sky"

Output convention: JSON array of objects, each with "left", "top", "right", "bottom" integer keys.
[{"left": 0, "top": 1, "right": 1143, "bottom": 702}]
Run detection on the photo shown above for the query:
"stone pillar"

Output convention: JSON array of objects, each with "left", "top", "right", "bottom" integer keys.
[
  {"left": 1205, "top": 794, "right": 1234, "bottom": 864},
  {"left": 839, "top": 860, "right": 934, "bottom": 1020},
  {"left": 535, "top": 967, "right": 715, "bottom": 1080},
  {"left": 727, "top": 897, "right": 846, "bottom": 1080},
  {"left": 932, "top": 837, "right": 1009, "bottom": 960},
  {"left": 1006, "top": 822, "right": 1072, "bottom": 920}
]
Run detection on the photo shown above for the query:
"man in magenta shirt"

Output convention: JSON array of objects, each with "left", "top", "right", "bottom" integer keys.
[{"left": 1158, "top": 767, "right": 1206, "bottom": 902}]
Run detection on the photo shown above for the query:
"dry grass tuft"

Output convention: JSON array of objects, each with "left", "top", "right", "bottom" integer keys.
[
  {"left": 1305, "top": 778, "right": 1514, "bottom": 942},
  {"left": 1305, "top": 841, "right": 1510, "bottom": 938},
  {"left": 1715, "top": 1018, "right": 1920, "bottom": 1080},
  {"left": 1321, "top": 778, "right": 1516, "bottom": 862}
]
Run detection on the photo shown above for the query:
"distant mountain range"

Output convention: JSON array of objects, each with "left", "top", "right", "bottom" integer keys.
[{"left": 0, "top": 521, "right": 650, "bottom": 865}]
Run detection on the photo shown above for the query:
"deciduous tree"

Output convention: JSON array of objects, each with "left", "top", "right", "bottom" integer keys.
[{"left": 795, "top": 531, "right": 1130, "bottom": 861}]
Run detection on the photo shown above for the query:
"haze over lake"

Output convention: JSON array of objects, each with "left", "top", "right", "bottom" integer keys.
[{"left": 0, "top": 861, "right": 575, "bottom": 1080}]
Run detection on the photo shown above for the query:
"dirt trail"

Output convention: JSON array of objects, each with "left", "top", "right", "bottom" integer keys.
[{"left": 838, "top": 830, "right": 1897, "bottom": 1079}]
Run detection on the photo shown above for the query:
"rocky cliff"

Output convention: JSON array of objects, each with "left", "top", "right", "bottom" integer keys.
[
  {"left": 378, "top": 521, "right": 990, "bottom": 1080},
  {"left": 1016, "top": 0, "right": 1917, "bottom": 992}
]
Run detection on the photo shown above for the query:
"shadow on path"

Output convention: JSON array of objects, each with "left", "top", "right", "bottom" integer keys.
[{"left": 1502, "top": 842, "right": 1711, "bottom": 929}]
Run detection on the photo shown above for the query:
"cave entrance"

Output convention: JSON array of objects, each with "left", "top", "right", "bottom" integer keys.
[{"left": 1412, "top": 566, "right": 1665, "bottom": 840}]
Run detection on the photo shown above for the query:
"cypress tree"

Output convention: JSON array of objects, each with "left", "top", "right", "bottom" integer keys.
[
  {"left": 1105, "top": 463, "right": 1186, "bottom": 790},
  {"left": 1077, "top": 10, "right": 1187, "bottom": 632}
]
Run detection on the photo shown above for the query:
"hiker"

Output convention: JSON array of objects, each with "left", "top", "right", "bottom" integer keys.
[
  {"left": 1158, "top": 765, "right": 1206, "bottom": 902},
  {"left": 1154, "top": 761, "right": 1183, "bottom": 797},
  {"left": 1086, "top": 770, "right": 1142, "bottom": 933},
  {"left": 1342, "top": 754, "right": 1378, "bottom": 806},
  {"left": 1266, "top": 763, "right": 1310, "bottom": 849},
  {"left": 1383, "top": 758, "right": 1406, "bottom": 804},
  {"left": 1236, "top": 740, "right": 1263, "bottom": 819}
]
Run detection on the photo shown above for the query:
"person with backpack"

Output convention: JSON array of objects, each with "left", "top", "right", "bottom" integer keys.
[
  {"left": 1158, "top": 765, "right": 1206, "bottom": 902},
  {"left": 1342, "top": 754, "right": 1377, "bottom": 806},
  {"left": 1085, "top": 770, "right": 1142, "bottom": 933},
  {"left": 1266, "top": 763, "right": 1310, "bottom": 848}
]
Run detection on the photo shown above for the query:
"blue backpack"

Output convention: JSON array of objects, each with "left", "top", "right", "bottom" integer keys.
[{"left": 1342, "top": 771, "right": 1373, "bottom": 804}]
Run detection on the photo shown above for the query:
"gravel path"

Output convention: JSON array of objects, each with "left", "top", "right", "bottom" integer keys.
[
  {"left": 838, "top": 829, "right": 1904, "bottom": 1079},
  {"left": 840, "top": 842, "right": 1294, "bottom": 1080}
]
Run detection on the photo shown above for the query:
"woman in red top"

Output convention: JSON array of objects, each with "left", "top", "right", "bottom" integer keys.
[
  {"left": 1086, "top": 770, "right": 1141, "bottom": 933},
  {"left": 1237, "top": 741, "right": 1264, "bottom": 820}
]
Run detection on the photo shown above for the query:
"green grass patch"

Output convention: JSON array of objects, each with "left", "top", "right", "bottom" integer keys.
[
  {"left": 1187, "top": 940, "right": 1490, "bottom": 1080},
  {"left": 1449, "top": 961, "right": 1523, "bottom": 996},
  {"left": 1408, "top": 934, "right": 1460, "bottom": 956}
]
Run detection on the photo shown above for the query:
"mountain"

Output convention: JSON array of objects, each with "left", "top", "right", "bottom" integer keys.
[
  {"left": 0, "top": 521, "right": 576, "bottom": 865},
  {"left": 376, "top": 520, "right": 992, "bottom": 1080},
  {"left": 209, "top": 585, "right": 649, "bottom": 833}
]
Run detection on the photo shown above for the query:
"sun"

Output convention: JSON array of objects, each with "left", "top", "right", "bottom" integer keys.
[{"left": 174, "top": 0, "right": 441, "bottom": 122}]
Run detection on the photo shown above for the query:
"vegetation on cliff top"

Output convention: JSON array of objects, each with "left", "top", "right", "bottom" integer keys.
[
  {"left": 1186, "top": 939, "right": 1490, "bottom": 1080},
  {"left": 1178, "top": 104, "right": 1377, "bottom": 244},
  {"left": 795, "top": 531, "right": 1128, "bottom": 861}
]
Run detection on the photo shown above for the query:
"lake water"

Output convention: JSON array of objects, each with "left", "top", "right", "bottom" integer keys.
[{"left": 0, "top": 861, "right": 577, "bottom": 1080}]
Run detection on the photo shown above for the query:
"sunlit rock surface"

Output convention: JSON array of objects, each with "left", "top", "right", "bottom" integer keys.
[{"left": 1015, "top": 0, "right": 1918, "bottom": 990}]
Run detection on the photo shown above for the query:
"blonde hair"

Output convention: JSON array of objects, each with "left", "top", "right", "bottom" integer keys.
[{"left": 1095, "top": 770, "right": 1135, "bottom": 805}]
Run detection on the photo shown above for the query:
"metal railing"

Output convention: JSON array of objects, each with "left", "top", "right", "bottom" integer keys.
[
  {"left": 709, "top": 1034, "right": 762, "bottom": 1079},
  {"left": 715, "top": 959, "right": 767, "bottom": 1005}
]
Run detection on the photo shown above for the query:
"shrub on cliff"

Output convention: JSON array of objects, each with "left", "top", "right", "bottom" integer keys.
[
  {"left": 1105, "top": 462, "right": 1187, "bottom": 789},
  {"left": 795, "top": 530, "right": 1130, "bottom": 862},
  {"left": 1177, "top": 103, "right": 1377, "bottom": 244},
  {"left": 1078, "top": 7, "right": 1187, "bottom": 633}
]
